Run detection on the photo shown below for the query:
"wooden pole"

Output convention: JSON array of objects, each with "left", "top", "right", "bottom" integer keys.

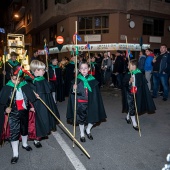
[
  {"left": 33, "top": 91, "right": 90, "bottom": 158},
  {"left": 125, "top": 36, "right": 141, "bottom": 137},
  {"left": 44, "top": 39, "right": 49, "bottom": 82},
  {"left": 3, "top": 46, "right": 6, "bottom": 86},
  {"left": 73, "top": 21, "right": 78, "bottom": 148}
]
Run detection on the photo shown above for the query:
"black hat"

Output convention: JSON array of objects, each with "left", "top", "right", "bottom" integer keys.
[
  {"left": 116, "top": 50, "right": 122, "bottom": 54},
  {"left": 10, "top": 51, "right": 19, "bottom": 56}
]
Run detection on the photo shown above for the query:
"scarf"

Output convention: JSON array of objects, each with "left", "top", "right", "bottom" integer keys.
[
  {"left": 69, "top": 61, "right": 75, "bottom": 65},
  {"left": 6, "top": 80, "right": 27, "bottom": 90},
  {"left": 128, "top": 68, "right": 142, "bottom": 75},
  {"left": 90, "top": 62, "right": 97, "bottom": 68},
  {"left": 33, "top": 76, "right": 45, "bottom": 83},
  {"left": 49, "top": 64, "right": 59, "bottom": 70},
  {"left": 8, "top": 59, "right": 20, "bottom": 67},
  {"left": 77, "top": 74, "right": 95, "bottom": 92}
]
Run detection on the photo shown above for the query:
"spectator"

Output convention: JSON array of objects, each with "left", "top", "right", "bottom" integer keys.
[{"left": 138, "top": 50, "right": 146, "bottom": 74}]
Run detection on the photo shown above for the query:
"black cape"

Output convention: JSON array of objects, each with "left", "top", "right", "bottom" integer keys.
[
  {"left": 49, "top": 66, "right": 65, "bottom": 102},
  {"left": 122, "top": 72, "right": 156, "bottom": 115},
  {"left": 67, "top": 78, "right": 107, "bottom": 123},
  {"left": 0, "top": 84, "right": 36, "bottom": 139},
  {"left": 30, "top": 78, "right": 60, "bottom": 137},
  {"left": 64, "top": 63, "right": 75, "bottom": 97}
]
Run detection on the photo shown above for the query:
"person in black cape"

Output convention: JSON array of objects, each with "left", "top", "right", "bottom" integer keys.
[
  {"left": 0, "top": 66, "right": 37, "bottom": 164},
  {"left": 67, "top": 62, "right": 107, "bottom": 142},
  {"left": 49, "top": 57, "right": 65, "bottom": 102},
  {"left": 64, "top": 56, "right": 75, "bottom": 97},
  {"left": 30, "top": 60, "right": 60, "bottom": 147},
  {"left": 2, "top": 52, "right": 21, "bottom": 83},
  {"left": 122, "top": 59, "right": 156, "bottom": 131}
]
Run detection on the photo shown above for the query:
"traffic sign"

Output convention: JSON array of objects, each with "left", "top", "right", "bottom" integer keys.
[{"left": 56, "top": 36, "right": 64, "bottom": 44}]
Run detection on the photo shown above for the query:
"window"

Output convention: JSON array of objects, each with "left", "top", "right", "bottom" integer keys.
[
  {"left": 27, "top": 10, "right": 32, "bottom": 25},
  {"left": 55, "top": 0, "right": 71, "bottom": 4},
  {"left": 143, "top": 17, "right": 164, "bottom": 36},
  {"left": 78, "top": 16, "right": 109, "bottom": 35},
  {"left": 165, "top": 0, "right": 170, "bottom": 2},
  {"left": 40, "top": 0, "right": 48, "bottom": 14}
]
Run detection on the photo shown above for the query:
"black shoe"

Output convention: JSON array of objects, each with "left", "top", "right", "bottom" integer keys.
[
  {"left": 80, "top": 137, "right": 86, "bottom": 142},
  {"left": 163, "top": 98, "right": 167, "bottom": 101},
  {"left": 85, "top": 130, "right": 93, "bottom": 140},
  {"left": 34, "top": 141, "right": 42, "bottom": 148},
  {"left": 22, "top": 145, "right": 32, "bottom": 151},
  {"left": 11, "top": 156, "right": 19, "bottom": 164},
  {"left": 125, "top": 118, "right": 131, "bottom": 124},
  {"left": 133, "top": 126, "right": 139, "bottom": 131}
]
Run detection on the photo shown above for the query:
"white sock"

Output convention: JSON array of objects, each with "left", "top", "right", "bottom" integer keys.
[
  {"left": 21, "top": 135, "right": 28, "bottom": 147},
  {"left": 79, "top": 124, "right": 85, "bottom": 137},
  {"left": 34, "top": 140, "right": 40, "bottom": 144},
  {"left": 52, "top": 92, "right": 56, "bottom": 103},
  {"left": 131, "top": 116, "right": 137, "bottom": 127},
  {"left": 86, "top": 123, "right": 93, "bottom": 134},
  {"left": 11, "top": 140, "right": 19, "bottom": 157},
  {"left": 126, "top": 112, "right": 130, "bottom": 120}
]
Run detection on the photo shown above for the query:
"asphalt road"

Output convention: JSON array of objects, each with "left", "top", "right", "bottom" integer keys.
[{"left": 0, "top": 87, "right": 170, "bottom": 170}]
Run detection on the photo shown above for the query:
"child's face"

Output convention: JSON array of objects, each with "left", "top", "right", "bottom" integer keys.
[
  {"left": 91, "top": 57, "right": 95, "bottom": 62},
  {"left": 52, "top": 59, "right": 58, "bottom": 65},
  {"left": 128, "top": 63, "right": 136, "bottom": 71},
  {"left": 11, "top": 55, "right": 17, "bottom": 61},
  {"left": 34, "top": 68, "right": 45, "bottom": 76},
  {"left": 11, "top": 76, "right": 21, "bottom": 85},
  {"left": 79, "top": 63, "right": 89, "bottom": 76}
]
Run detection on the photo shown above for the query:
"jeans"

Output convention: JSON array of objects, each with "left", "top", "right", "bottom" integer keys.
[{"left": 152, "top": 72, "right": 169, "bottom": 99}]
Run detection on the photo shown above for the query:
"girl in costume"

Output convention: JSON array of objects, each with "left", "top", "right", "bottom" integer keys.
[{"left": 67, "top": 62, "right": 107, "bottom": 142}]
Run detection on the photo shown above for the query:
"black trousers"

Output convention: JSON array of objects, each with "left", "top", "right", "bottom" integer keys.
[
  {"left": 9, "top": 110, "right": 29, "bottom": 141},
  {"left": 126, "top": 91, "right": 135, "bottom": 116},
  {"left": 77, "top": 102, "right": 88, "bottom": 125}
]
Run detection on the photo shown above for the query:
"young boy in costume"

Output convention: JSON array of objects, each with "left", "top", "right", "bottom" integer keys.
[
  {"left": 29, "top": 60, "right": 60, "bottom": 147},
  {"left": 49, "top": 57, "right": 65, "bottom": 103},
  {"left": 67, "top": 61, "right": 107, "bottom": 142},
  {"left": 122, "top": 59, "right": 156, "bottom": 131},
  {"left": 0, "top": 66, "right": 37, "bottom": 164}
]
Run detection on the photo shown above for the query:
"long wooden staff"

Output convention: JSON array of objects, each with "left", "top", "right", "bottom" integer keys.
[
  {"left": 44, "top": 38, "right": 49, "bottom": 82},
  {"left": 3, "top": 46, "right": 6, "bottom": 86},
  {"left": 73, "top": 21, "right": 78, "bottom": 148},
  {"left": 125, "top": 36, "right": 141, "bottom": 137},
  {"left": 86, "top": 37, "right": 92, "bottom": 74},
  {"left": 33, "top": 91, "right": 90, "bottom": 158}
]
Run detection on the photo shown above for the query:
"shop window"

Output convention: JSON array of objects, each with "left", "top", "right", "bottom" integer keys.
[
  {"left": 143, "top": 17, "right": 164, "bottom": 36},
  {"left": 78, "top": 16, "right": 109, "bottom": 35}
]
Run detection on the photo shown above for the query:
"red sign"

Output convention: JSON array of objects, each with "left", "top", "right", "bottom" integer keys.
[{"left": 56, "top": 36, "right": 64, "bottom": 44}]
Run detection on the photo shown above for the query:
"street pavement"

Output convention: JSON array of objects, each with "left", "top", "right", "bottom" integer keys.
[{"left": 0, "top": 87, "right": 170, "bottom": 170}]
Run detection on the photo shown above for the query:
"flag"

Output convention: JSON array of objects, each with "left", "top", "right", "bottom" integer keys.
[
  {"left": 44, "top": 44, "right": 49, "bottom": 54},
  {"left": 73, "top": 33, "right": 82, "bottom": 44},
  {"left": 126, "top": 49, "right": 133, "bottom": 58},
  {"left": 85, "top": 43, "right": 90, "bottom": 50}
]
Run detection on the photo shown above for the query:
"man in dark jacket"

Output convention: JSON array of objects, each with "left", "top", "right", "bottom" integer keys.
[{"left": 152, "top": 44, "right": 170, "bottom": 101}]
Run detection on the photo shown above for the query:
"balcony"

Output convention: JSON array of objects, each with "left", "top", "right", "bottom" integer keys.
[{"left": 15, "top": 18, "right": 26, "bottom": 34}]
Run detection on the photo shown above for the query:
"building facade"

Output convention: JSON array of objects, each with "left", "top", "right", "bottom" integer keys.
[{"left": 6, "top": 0, "right": 170, "bottom": 59}]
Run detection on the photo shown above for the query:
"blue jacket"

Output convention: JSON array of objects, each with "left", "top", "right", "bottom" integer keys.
[{"left": 144, "top": 55, "right": 154, "bottom": 71}]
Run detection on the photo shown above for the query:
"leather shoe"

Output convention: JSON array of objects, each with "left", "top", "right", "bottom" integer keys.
[
  {"left": 80, "top": 137, "right": 86, "bottom": 142},
  {"left": 34, "top": 141, "right": 42, "bottom": 148},
  {"left": 11, "top": 156, "right": 19, "bottom": 164},
  {"left": 22, "top": 145, "right": 32, "bottom": 151},
  {"left": 125, "top": 118, "right": 131, "bottom": 124},
  {"left": 133, "top": 126, "right": 139, "bottom": 131},
  {"left": 85, "top": 130, "right": 93, "bottom": 140}
]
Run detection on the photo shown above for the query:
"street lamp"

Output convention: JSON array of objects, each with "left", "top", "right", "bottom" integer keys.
[{"left": 14, "top": 14, "right": 19, "bottom": 18}]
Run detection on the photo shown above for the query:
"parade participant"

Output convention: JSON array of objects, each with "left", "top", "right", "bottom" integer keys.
[
  {"left": 122, "top": 59, "right": 156, "bottom": 131},
  {"left": 0, "top": 55, "right": 3, "bottom": 90},
  {"left": 49, "top": 57, "right": 65, "bottom": 102},
  {"left": 89, "top": 56, "right": 101, "bottom": 87},
  {"left": 67, "top": 62, "right": 107, "bottom": 142},
  {"left": 3, "top": 52, "right": 20, "bottom": 83},
  {"left": 64, "top": 56, "right": 75, "bottom": 96},
  {"left": 29, "top": 60, "right": 60, "bottom": 147},
  {"left": 0, "top": 66, "right": 37, "bottom": 164}
]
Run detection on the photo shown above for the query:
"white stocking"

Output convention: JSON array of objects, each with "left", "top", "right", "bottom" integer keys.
[{"left": 11, "top": 140, "right": 19, "bottom": 157}]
